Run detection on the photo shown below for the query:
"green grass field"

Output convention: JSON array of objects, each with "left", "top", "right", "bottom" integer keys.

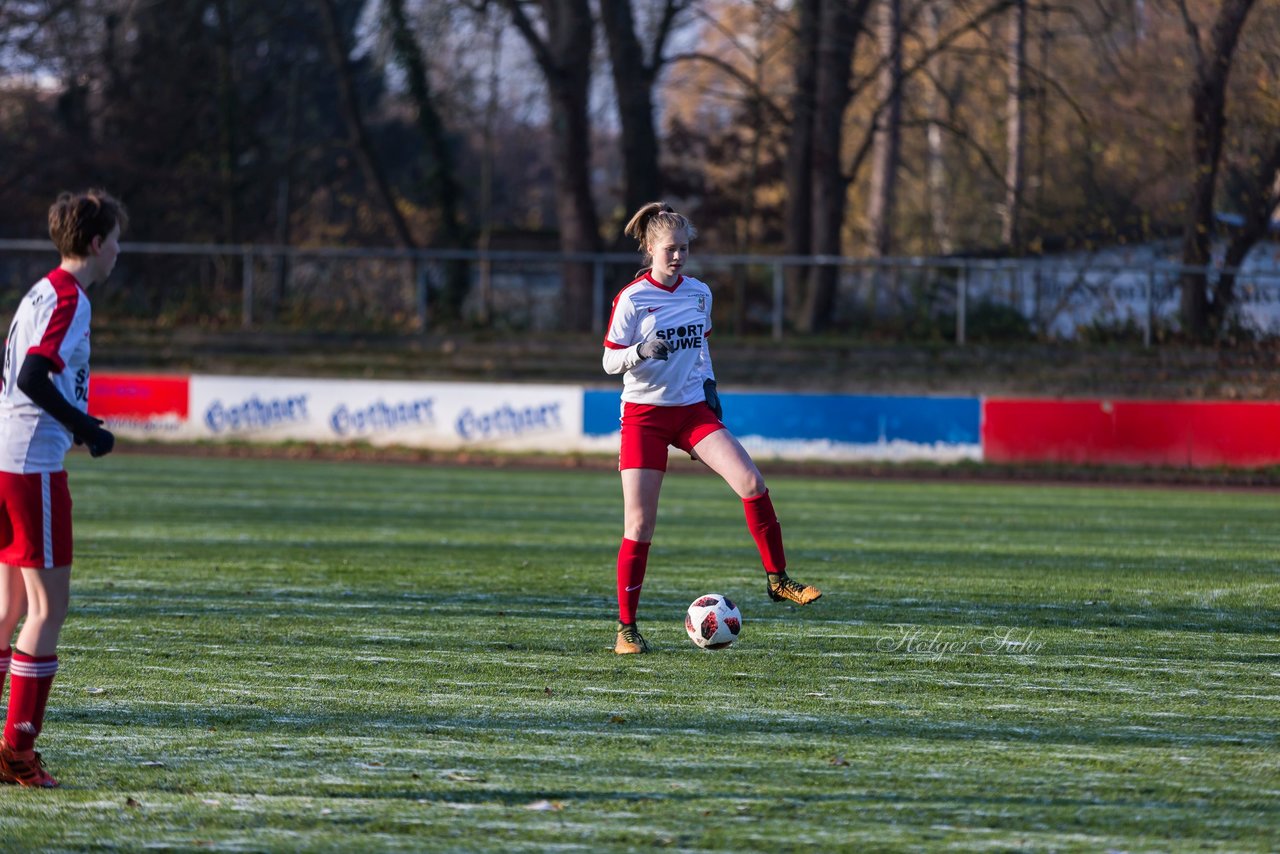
[{"left": 1, "top": 453, "right": 1277, "bottom": 851}]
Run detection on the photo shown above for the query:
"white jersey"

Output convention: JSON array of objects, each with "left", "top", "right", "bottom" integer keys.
[
  {"left": 0, "top": 269, "right": 93, "bottom": 473},
  {"left": 603, "top": 272, "right": 715, "bottom": 406}
]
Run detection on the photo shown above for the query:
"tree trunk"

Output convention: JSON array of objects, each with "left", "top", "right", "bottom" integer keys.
[
  {"left": 315, "top": 0, "right": 416, "bottom": 249},
  {"left": 213, "top": 0, "right": 239, "bottom": 246},
  {"left": 384, "top": 0, "right": 470, "bottom": 319},
  {"left": 1179, "top": 0, "right": 1256, "bottom": 340},
  {"left": 1210, "top": 140, "right": 1280, "bottom": 334},
  {"left": 550, "top": 75, "right": 602, "bottom": 331},
  {"left": 599, "top": 0, "right": 663, "bottom": 236},
  {"left": 1002, "top": 0, "right": 1026, "bottom": 252},
  {"left": 782, "top": 0, "right": 821, "bottom": 324},
  {"left": 272, "top": 61, "right": 302, "bottom": 322},
  {"left": 798, "top": 0, "right": 872, "bottom": 333},
  {"left": 384, "top": 0, "right": 463, "bottom": 243},
  {"left": 500, "top": 0, "right": 601, "bottom": 332},
  {"left": 866, "top": 0, "right": 902, "bottom": 259},
  {"left": 924, "top": 1, "right": 952, "bottom": 254}
]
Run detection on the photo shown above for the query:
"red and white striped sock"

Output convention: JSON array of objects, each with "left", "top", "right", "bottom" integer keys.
[
  {"left": 4, "top": 652, "right": 58, "bottom": 752},
  {"left": 743, "top": 490, "right": 787, "bottom": 574},
  {"left": 616, "top": 538, "right": 651, "bottom": 624}
]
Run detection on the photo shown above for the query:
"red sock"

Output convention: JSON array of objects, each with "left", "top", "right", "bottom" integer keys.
[
  {"left": 0, "top": 648, "right": 9, "bottom": 708},
  {"left": 617, "top": 538, "right": 651, "bottom": 624},
  {"left": 4, "top": 653, "right": 57, "bottom": 752},
  {"left": 743, "top": 490, "right": 786, "bottom": 574}
]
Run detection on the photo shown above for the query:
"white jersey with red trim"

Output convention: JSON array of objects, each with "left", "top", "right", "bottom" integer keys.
[
  {"left": 603, "top": 272, "right": 714, "bottom": 406},
  {"left": 0, "top": 269, "right": 93, "bottom": 473}
]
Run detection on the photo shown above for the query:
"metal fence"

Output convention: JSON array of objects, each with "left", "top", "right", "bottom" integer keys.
[{"left": 3, "top": 239, "right": 1279, "bottom": 345}]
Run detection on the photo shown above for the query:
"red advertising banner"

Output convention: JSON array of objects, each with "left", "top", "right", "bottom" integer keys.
[
  {"left": 89, "top": 374, "right": 190, "bottom": 419},
  {"left": 983, "top": 398, "right": 1280, "bottom": 468}
]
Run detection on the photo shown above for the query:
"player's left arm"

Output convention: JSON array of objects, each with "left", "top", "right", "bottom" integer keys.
[
  {"left": 16, "top": 354, "right": 113, "bottom": 457},
  {"left": 18, "top": 297, "right": 113, "bottom": 457},
  {"left": 701, "top": 290, "right": 721, "bottom": 420}
]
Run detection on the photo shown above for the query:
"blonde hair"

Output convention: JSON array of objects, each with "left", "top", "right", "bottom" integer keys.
[
  {"left": 623, "top": 202, "right": 697, "bottom": 264},
  {"left": 48, "top": 189, "right": 128, "bottom": 258}
]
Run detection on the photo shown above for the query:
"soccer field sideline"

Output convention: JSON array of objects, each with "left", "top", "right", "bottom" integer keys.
[{"left": 1, "top": 454, "right": 1276, "bottom": 851}]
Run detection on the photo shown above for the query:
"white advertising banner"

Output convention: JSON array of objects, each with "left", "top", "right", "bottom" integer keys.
[{"left": 187, "top": 376, "right": 584, "bottom": 450}]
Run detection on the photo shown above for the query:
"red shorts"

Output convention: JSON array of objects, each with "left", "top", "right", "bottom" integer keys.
[
  {"left": 0, "top": 470, "right": 73, "bottom": 569},
  {"left": 620, "top": 402, "right": 724, "bottom": 471}
]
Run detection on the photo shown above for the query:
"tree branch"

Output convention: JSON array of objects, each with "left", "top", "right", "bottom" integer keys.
[
  {"left": 666, "top": 50, "right": 790, "bottom": 124},
  {"left": 496, "top": 0, "right": 556, "bottom": 74},
  {"left": 1173, "top": 0, "right": 1204, "bottom": 69},
  {"left": 648, "top": 0, "right": 692, "bottom": 73}
]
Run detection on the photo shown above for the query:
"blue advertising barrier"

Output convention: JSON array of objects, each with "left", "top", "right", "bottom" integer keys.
[{"left": 584, "top": 390, "right": 981, "bottom": 460}]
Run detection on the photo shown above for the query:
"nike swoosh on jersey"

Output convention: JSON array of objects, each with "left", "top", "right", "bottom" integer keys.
[{"left": 647, "top": 307, "right": 660, "bottom": 313}]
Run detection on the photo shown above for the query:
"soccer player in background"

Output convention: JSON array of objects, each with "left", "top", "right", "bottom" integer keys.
[
  {"left": 0, "top": 190, "right": 122, "bottom": 787},
  {"left": 602, "top": 202, "right": 822, "bottom": 655}
]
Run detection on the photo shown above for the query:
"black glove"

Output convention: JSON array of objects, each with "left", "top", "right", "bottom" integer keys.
[
  {"left": 637, "top": 339, "right": 672, "bottom": 361},
  {"left": 704, "top": 378, "right": 723, "bottom": 421},
  {"left": 75, "top": 418, "right": 115, "bottom": 458},
  {"left": 16, "top": 354, "right": 114, "bottom": 458}
]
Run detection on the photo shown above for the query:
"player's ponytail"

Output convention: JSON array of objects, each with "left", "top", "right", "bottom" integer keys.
[{"left": 624, "top": 202, "right": 698, "bottom": 271}]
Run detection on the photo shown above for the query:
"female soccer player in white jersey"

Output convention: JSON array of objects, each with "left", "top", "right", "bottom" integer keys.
[
  {"left": 602, "top": 202, "right": 821, "bottom": 655},
  {"left": 0, "top": 190, "right": 123, "bottom": 787}
]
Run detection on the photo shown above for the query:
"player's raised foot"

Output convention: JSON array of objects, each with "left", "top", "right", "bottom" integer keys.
[
  {"left": 0, "top": 739, "right": 59, "bottom": 788},
  {"left": 614, "top": 621, "right": 650, "bottom": 654},
  {"left": 766, "top": 571, "right": 822, "bottom": 605}
]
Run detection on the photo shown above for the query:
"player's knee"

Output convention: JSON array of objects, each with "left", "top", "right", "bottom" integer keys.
[
  {"left": 26, "top": 601, "right": 68, "bottom": 630},
  {"left": 739, "top": 472, "right": 766, "bottom": 499},
  {"left": 627, "top": 524, "right": 656, "bottom": 542},
  {"left": 624, "top": 515, "right": 657, "bottom": 542}
]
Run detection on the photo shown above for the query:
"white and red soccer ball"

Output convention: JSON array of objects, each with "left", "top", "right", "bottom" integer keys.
[{"left": 684, "top": 593, "right": 742, "bottom": 649}]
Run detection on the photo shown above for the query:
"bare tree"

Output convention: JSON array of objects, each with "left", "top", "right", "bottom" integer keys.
[
  {"left": 497, "top": 0, "right": 601, "bottom": 331},
  {"left": 792, "top": 0, "right": 1010, "bottom": 331},
  {"left": 782, "top": 0, "right": 822, "bottom": 305},
  {"left": 384, "top": 0, "right": 471, "bottom": 318},
  {"left": 600, "top": 0, "right": 691, "bottom": 237},
  {"left": 797, "top": 0, "right": 874, "bottom": 333},
  {"left": 211, "top": 0, "right": 240, "bottom": 245},
  {"left": 316, "top": 0, "right": 416, "bottom": 248},
  {"left": 1212, "top": 141, "right": 1280, "bottom": 335},
  {"left": 384, "top": 0, "right": 464, "bottom": 245},
  {"left": 1176, "top": 0, "right": 1257, "bottom": 340},
  {"left": 1001, "top": 0, "right": 1026, "bottom": 251},
  {"left": 866, "top": 0, "right": 902, "bottom": 258},
  {"left": 924, "top": 0, "right": 952, "bottom": 254}
]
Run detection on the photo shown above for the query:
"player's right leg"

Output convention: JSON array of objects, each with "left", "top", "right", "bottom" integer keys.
[
  {"left": 614, "top": 404, "right": 675, "bottom": 654},
  {"left": 1, "top": 566, "right": 68, "bottom": 787},
  {"left": 0, "top": 471, "right": 72, "bottom": 788},
  {"left": 616, "top": 467, "right": 664, "bottom": 654}
]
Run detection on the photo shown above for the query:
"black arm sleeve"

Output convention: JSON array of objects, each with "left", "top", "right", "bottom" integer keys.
[{"left": 15, "top": 353, "right": 99, "bottom": 438}]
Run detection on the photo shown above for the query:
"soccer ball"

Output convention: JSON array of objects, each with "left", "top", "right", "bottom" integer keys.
[{"left": 684, "top": 593, "right": 742, "bottom": 649}]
